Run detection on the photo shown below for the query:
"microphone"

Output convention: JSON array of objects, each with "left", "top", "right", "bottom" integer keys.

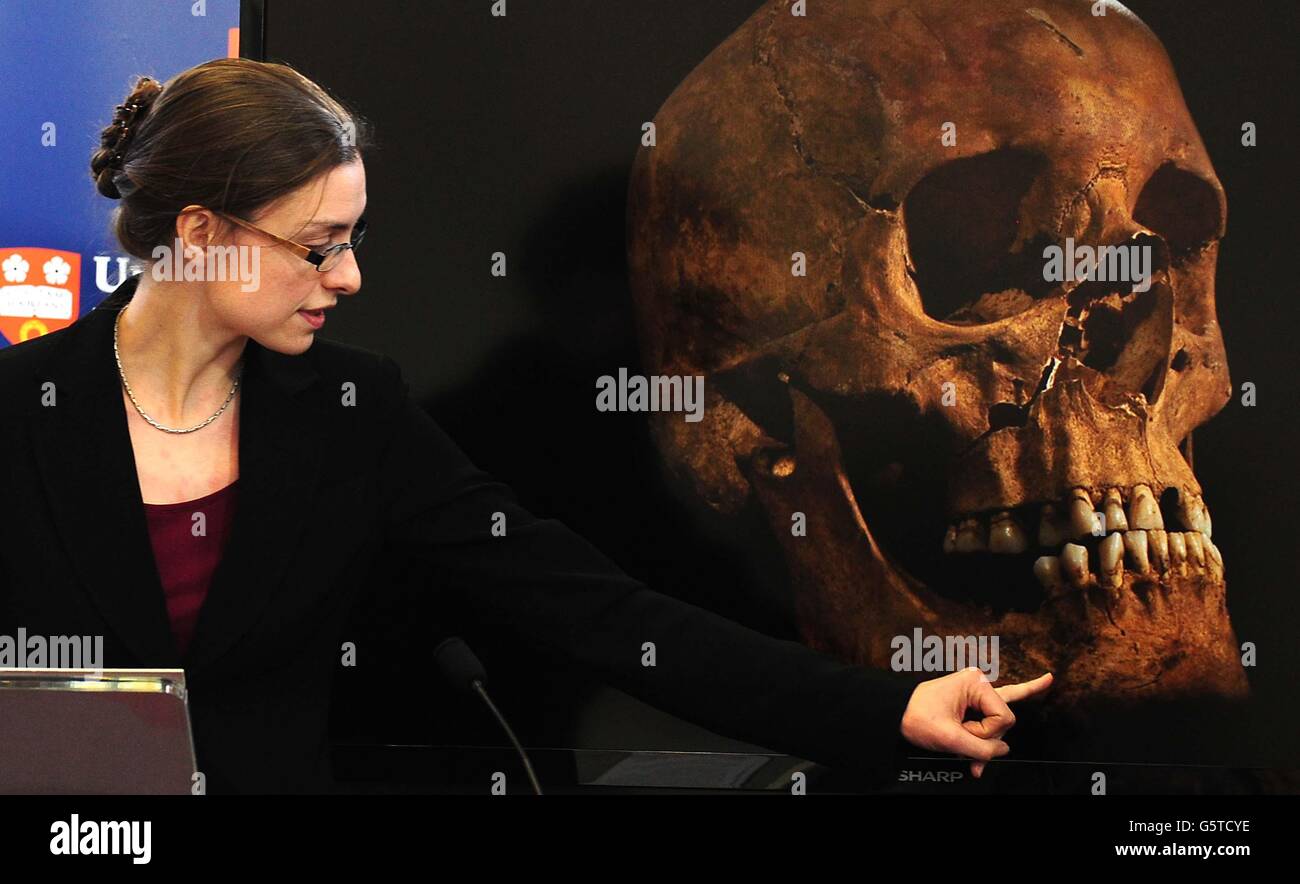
[{"left": 433, "top": 636, "right": 543, "bottom": 796}]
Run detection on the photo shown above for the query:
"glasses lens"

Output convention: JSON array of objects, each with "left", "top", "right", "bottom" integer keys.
[
  {"left": 315, "top": 220, "right": 366, "bottom": 272},
  {"left": 318, "top": 248, "right": 344, "bottom": 272}
]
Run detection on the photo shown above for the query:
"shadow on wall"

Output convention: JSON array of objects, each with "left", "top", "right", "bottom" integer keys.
[{"left": 331, "top": 165, "right": 797, "bottom": 762}]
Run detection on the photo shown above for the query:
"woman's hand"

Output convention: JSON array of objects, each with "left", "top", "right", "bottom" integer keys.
[{"left": 899, "top": 668, "right": 1054, "bottom": 778}]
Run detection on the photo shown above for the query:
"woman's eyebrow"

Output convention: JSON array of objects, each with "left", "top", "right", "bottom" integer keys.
[{"left": 302, "top": 219, "right": 353, "bottom": 233}]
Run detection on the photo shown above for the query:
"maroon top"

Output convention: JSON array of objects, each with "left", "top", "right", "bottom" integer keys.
[{"left": 142, "top": 480, "right": 239, "bottom": 656}]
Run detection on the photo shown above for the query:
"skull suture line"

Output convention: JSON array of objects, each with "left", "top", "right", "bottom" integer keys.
[{"left": 627, "top": 0, "right": 1248, "bottom": 711}]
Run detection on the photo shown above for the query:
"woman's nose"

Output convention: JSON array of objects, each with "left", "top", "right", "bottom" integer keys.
[{"left": 323, "top": 249, "right": 361, "bottom": 295}]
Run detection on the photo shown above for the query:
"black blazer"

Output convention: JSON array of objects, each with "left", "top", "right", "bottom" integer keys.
[{"left": 0, "top": 273, "right": 925, "bottom": 793}]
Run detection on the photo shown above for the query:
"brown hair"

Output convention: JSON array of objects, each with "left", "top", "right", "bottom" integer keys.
[{"left": 90, "top": 58, "right": 374, "bottom": 267}]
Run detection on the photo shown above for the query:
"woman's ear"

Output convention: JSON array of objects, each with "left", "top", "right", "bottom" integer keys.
[{"left": 173, "top": 206, "right": 224, "bottom": 255}]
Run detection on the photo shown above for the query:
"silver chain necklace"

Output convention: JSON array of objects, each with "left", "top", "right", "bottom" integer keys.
[{"left": 114, "top": 304, "right": 242, "bottom": 434}]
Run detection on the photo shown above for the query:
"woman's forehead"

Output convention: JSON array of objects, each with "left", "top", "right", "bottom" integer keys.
[{"left": 258, "top": 161, "right": 366, "bottom": 225}]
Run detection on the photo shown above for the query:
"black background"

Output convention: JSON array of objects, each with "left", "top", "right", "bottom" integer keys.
[{"left": 256, "top": 1, "right": 1297, "bottom": 772}]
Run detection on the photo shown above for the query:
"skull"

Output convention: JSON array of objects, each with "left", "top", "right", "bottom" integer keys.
[{"left": 626, "top": 0, "right": 1248, "bottom": 712}]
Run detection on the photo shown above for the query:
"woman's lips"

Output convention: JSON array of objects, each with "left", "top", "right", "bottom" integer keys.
[{"left": 298, "top": 308, "right": 326, "bottom": 330}]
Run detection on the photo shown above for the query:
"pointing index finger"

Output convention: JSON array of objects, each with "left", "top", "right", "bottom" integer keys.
[{"left": 994, "top": 672, "right": 1054, "bottom": 704}]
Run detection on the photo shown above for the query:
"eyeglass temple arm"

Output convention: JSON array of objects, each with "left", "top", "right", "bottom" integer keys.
[{"left": 179, "top": 204, "right": 313, "bottom": 260}]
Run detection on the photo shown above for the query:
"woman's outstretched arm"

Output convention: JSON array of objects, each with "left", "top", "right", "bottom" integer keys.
[{"left": 374, "top": 356, "right": 931, "bottom": 777}]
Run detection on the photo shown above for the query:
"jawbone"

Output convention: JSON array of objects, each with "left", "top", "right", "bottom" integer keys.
[{"left": 744, "top": 385, "right": 1249, "bottom": 711}]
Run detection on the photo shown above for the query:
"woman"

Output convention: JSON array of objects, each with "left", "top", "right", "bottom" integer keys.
[{"left": 0, "top": 59, "right": 1050, "bottom": 793}]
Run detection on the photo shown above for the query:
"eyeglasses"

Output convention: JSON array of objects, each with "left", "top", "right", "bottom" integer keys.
[{"left": 180, "top": 204, "right": 367, "bottom": 272}]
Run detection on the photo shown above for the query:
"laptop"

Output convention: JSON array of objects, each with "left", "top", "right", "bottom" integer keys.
[{"left": 0, "top": 669, "right": 196, "bottom": 794}]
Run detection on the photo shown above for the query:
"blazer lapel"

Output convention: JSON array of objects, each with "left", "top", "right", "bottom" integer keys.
[
  {"left": 185, "top": 334, "right": 324, "bottom": 672},
  {"left": 30, "top": 298, "right": 179, "bottom": 665},
  {"left": 28, "top": 274, "right": 326, "bottom": 673}
]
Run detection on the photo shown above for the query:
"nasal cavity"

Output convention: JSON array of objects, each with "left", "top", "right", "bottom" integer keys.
[{"left": 1054, "top": 235, "right": 1164, "bottom": 370}]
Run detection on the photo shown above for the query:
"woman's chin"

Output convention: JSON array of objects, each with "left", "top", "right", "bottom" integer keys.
[{"left": 254, "top": 331, "right": 315, "bottom": 356}]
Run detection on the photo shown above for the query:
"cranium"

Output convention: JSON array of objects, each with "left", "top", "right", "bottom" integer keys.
[{"left": 626, "top": 0, "right": 1248, "bottom": 713}]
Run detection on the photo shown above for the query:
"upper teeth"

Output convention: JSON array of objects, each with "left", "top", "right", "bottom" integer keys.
[
  {"left": 989, "top": 512, "right": 1028, "bottom": 554},
  {"left": 1101, "top": 488, "right": 1128, "bottom": 532},
  {"left": 1068, "top": 489, "right": 1098, "bottom": 537},
  {"left": 942, "top": 485, "right": 1221, "bottom": 592},
  {"left": 1129, "top": 484, "right": 1163, "bottom": 530}
]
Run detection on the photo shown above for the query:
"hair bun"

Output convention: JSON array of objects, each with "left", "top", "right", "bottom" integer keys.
[{"left": 91, "top": 76, "right": 164, "bottom": 199}]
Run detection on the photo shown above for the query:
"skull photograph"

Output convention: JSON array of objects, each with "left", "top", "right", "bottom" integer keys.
[{"left": 627, "top": 0, "right": 1247, "bottom": 720}]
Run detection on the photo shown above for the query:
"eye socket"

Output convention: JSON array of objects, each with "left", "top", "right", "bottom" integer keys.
[
  {"left": 903, "top": 149, "right": 1049, "bottom": 323},
  {"left": 1133, "top": 163, "right": 1224, "bottom": 255}
]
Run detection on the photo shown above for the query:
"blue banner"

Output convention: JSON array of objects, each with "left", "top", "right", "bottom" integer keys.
[{"left": 0, "top": 0, "right": 241, "bottom": 346}]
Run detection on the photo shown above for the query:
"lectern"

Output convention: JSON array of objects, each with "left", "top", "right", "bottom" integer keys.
[{"left": 0, "top": 669, "right": 196, "bottom": 794}]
